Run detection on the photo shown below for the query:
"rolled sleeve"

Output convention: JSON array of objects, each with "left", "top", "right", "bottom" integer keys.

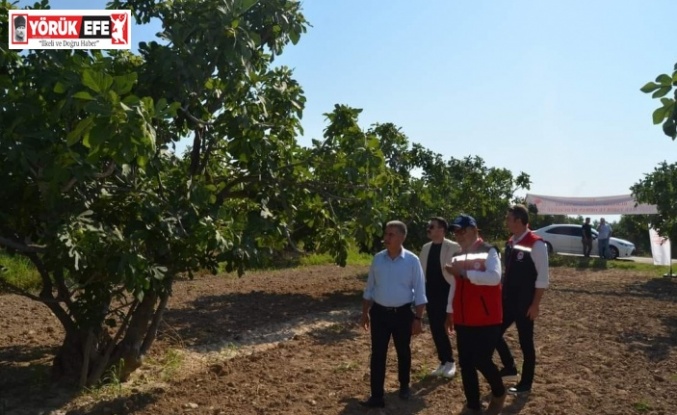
[
  {"left": 466, "top": 248, "right": 502, "bottom": 286},
  {"left": 363, "top": 264, "right": 376, "bottom": 300},
  {"left": 532, "top": 240, "right": 550, "bottom": 289}
]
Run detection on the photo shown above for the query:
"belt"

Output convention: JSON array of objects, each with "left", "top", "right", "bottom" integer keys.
[{"left": 373, "top": 302, "right": 412, "bottom": 312}]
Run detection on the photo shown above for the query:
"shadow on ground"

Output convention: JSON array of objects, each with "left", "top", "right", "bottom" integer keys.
[
  {"left": 617, "top": 316, "right": 677, "bottom": 362},
  {"left": 161, "top": 289, "right": 364, "bottom": 347},
  {"left": 553, "top": 274, "right": 677, "bottom": 302},
  {"left": 64, "top": 390, "right": 160, "bottom": 415}
]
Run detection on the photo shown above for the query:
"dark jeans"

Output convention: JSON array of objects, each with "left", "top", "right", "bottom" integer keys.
[
  {"left": 598, "top": 238, "right": 610, "bottom": 258},
  {"left": 582, "top": 238, "right": 592, "bottom": 257},
  {"left": 455, "top": 324, "right": 505, "bottom": 410},
  {"left": 426, "top": 295, "right": 454, "bottom": 364},
  {"left": 495, "top": 302, "right": 536, "bottom": 387},
  {"left": 369, "top": 303, "right": 414, "bottom": 399}
]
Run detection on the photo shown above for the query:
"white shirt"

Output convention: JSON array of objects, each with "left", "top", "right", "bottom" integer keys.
[{"left": 598, "top": 223, "right": 612, "bottom": 239}]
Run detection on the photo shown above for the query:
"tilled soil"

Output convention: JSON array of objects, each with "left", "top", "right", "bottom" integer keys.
[{"left": 1, "top": 264, "right": 676, "bottom": 415}]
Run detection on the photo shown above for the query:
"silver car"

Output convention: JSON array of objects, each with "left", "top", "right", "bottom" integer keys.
[{"left": 532, "top": 224, "right": 635, "bottom": 259}]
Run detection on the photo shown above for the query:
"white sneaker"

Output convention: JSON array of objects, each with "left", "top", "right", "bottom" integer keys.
[
  {"left": 440, "top": 361, "right": 456, "bottom": 378},
  {"left": 431, "top": 363, "right": 445, "bottom": 376}
]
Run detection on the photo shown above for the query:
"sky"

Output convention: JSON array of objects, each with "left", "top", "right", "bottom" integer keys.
[{"left": 18, "top": 0, "right": 677, "bottom": 222}]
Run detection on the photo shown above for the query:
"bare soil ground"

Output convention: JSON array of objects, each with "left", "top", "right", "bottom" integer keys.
[{"left": 1, "top": 264, "right": 676, "bottom": 415}]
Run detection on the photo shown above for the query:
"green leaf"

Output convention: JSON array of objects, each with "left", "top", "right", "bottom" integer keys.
[
  {"left": 652, "top": 86, "right": 672, "bottom": 99},
  {"left": 137, "top": 155, "right": 148, "bottom": 167},
  {"left": 652, "top": 106, "right": 669, "bottom": 125},
  {"left": 54, "top": 82, "right": 67, "bottom": 93},
  {"left": 73, "top": 91, "right": 95, "bottom": 100},
  {"left": 237, "top": 0, "right": 258, "bottom": 14},
  {"left": 113, "top": 72, "right": 138, "bottom": 95},
  {"left": 640, "top": 82, "right": 660, "bottom": 93},
  {"left": 67, "top": 117, "right": 95, "bottom": 146},
  {"left": 289, "top": 30, "right": 300, "bottom": 45},
  {"left": 82, "top": 69, "right": 114, "bottom": 94},
  {"left": 662, "top": 119, "right": 677, "bottom": 139},
  {"left": 656, "top": 74, "right": 672, "bottom": 85}
]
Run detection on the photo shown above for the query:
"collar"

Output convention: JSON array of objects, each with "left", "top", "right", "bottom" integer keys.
[
  {"left": 386, "top": 247, "right": 406, "bottom": 260},
  {"left": 512, "top": 230, "right": 530, "bottom": 245}
]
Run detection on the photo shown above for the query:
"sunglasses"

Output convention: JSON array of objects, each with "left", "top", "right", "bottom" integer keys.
[{"left": 427, "top": 224, "right": 436, "bottom": 230}]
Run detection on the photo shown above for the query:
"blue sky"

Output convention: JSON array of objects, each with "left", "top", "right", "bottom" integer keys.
[{"left": 20, "top": 1, "right": 677, "bottom": 221}]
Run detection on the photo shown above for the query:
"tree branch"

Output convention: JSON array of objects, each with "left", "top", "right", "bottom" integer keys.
[
  {"left": 140, "top": 288, "right": 170, "bottom": 355},
  {"left": 27, "top": 252, "right": 77, "bottom": 334},
  {"left": 54, "top": 268, "right": 73, "bottom": 308},
  {"left": 181, "top": 105, "right": 213, "bottom": 126},
  {"left": 94, "top": 162, "right": 117, "bottom": 179},
  {"left": 61, "top": 162, "right": 118, "bottom": 193},
  {"left": 0, "top": 236, "right": 46, "bottom": 253},
  {"left": 87, "top": 299, "right": 139, "bottom": 386},
  {"left": 189, "top": 128, "right": 203, "bottom": 176}
]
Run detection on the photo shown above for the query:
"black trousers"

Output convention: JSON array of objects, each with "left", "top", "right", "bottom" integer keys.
[
  {"left": 495, "top": 302, "right": 536, "bottom": 387},
  {"left": 455, "top": 324, "right": 505, "bottom": 410},
  {"left": 369, "top": 303, "right": 414, "bottom": 399},
  {"left": 582, "top": 238, "right": 592, "bottom": 257},
  {"left": 426, "top": 294, "right": 454, "bottom": 364}
]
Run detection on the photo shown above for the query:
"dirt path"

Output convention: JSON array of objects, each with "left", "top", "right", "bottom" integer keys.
[{"left": 1, "top": 264, "right": 676, "bottom": 415}]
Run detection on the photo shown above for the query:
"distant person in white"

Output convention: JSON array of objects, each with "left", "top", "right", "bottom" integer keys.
[
  {"left": 111, "top": 13, "right": 127, "bottom": 44},
  {"left": 13, "top": 15, "right": 26, "bottom": 42},
  {"left": 597, "top": 218, "right": 612, "bottom": 259}
]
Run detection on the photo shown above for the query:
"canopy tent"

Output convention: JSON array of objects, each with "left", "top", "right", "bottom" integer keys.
[{"left": 524, "top": 194, "right": 658, "bottom": 215}]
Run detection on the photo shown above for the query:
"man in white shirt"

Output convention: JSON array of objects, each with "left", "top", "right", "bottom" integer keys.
[{"left": 597, "top": 218, "right": 612, "bottom": 259}]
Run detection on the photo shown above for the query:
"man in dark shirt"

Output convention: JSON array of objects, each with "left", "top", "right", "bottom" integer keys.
[
  {"left": 581, "top": 217, "right": 593, "bottom": 257},
  {"left": 419, "top": 217, "right": 460, "bottom": 378}
]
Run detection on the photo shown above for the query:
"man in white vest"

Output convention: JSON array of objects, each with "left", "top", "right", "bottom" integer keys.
[{"left": 419, "top": 217, "right": 461, "bottom": 377}]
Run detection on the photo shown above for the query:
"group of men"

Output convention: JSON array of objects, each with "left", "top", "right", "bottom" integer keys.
[
  {"left": 582, "top": 217, "right": 613, "bottom": 258},
  {"left": 360, "top": 204, "right": 549, "bottom": 414}
]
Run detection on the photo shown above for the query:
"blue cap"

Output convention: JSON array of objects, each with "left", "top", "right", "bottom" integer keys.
[{"left": 451, "top": 214, "right": 477, "bottom": 229}]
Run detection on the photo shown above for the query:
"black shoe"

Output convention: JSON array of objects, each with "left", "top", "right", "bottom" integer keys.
[
  {"left": 499, "top": 366, "right": 518, "bottom": 379},
  {"left": 359, "top": 397, "right": 385, "bottom": 408},
  {"left": 507, "top": 383, "right": 531, "bottom": 395},
  {"left": 398, "top": 387, "right": 411, "bottom": 400}
]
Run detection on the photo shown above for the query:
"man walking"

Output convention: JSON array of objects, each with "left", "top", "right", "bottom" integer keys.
[
  {"left": 496, "top": 204, "right": 550, "bottom": 395},
  {"left": 419, "top": 217, "right": 460, "bottom": 378},
  {"left": 445, "top": 215, "right": 506, "bottom": 415},
  {"left": 360, "top": 220, "right": 427, "bottom": 408}
]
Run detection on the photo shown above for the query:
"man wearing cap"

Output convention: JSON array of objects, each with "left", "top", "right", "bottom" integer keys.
[
  {"left": 445, "top": 214, "right": 506, "bottom": 415},
  {"left": 13, "top": 15, "right": 27, "bottom": 43},
  {"left": 419, "top": 217, "right": 460, "bottom": 378},
  {"left": 496, "top": 204, "right": 549, "bottom": 395},
  {"left": 360, "top": 220, "right": 427, "bottom": 408}
]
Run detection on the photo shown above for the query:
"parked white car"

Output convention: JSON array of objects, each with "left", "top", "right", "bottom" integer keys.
[{"left": 532, "top": 224, "right": 635, "bottom": 259}]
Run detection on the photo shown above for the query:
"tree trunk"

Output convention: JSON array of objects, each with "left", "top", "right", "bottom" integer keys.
[
  {"left": 51, "top": 293, "right": 166, "bottom": 386},
  {"left": 109, "top": 291, "right": 158, "bottom": 382},
  {"left": 51, "top": 331, "right": 87, "bottom": 383}
]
